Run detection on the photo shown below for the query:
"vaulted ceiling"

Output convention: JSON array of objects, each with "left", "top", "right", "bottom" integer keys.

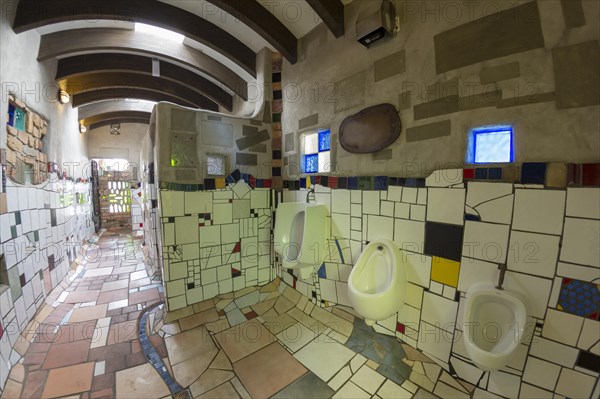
[{"left": 12, "top": 0, "right": 349, "bottom": 129}]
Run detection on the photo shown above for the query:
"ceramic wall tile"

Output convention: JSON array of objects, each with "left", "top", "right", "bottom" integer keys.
[
  {"left": 405, "top": 253, "right": 432, "bottom": 288},
  {"left": 503, "top": 271, "right": 552, "bottom": 319},
  {"left": 507, "top": 231, "right": 560, "bottom": 278},
  {"left": 424, "top": 222, "right": 464, "bottom": 262},
  {"left": 560, "top": 217, "right": 600, "bottom": 267},
  {"left": 401, "top": 187, "right": 418, "bottom": 204},
  {"left": 421, "top": 292, "right": 458, "bottom": 331},
  {"left": 367, "top": 215, "right": 394, "bottom": 241},
  {"left": 431, "top": 257, "right": 460, "bottom": 288},
  {"left": 410, "top": 205, "right": 426, "bottom": 221},
  {"left": 387, "top": 186, "right": 402, "bottom": 202},
  {"left": 417, "top": 321, "right": 453, "bottom": 363},
  {"left": 512, "top": 190, "right": 565, "bottom": 235},
  {"left": 161, "top": 191, "right": 185, "bottom": 217},
  {"left": 251, "top": 190, "right": 270, "bottom": 209},
  {"left": 529, "top": 337, "right": 579, "bottom": 368},
  {"left": 556, "top": 262, "right": 599, "bottom": 282},
  {"left": 362, "top": 191, "right": 380, "bottom": 215},
  {"left": 394, "top": 203, "right": 410, "bottom": 219},
  {"left": 522, "top": 356, "right": 560, "bottom": 391},
  {"left": 457, "top": 257, "right": 499, "bottom": 293},
  {"left": 332, "top": 213, "right": 351, "bottom": 239},
  {"left": 427, "top": 188, "right": 465, "bottom": 225},
  {"left": 212, "top": 203, "right": 233, "bottom": 225},
  {"left": 566, "top": 188, "right": 600, "bottom": 219},
  {"left": 175, "top": 216, "right": 200, "bottom": 244},
  {"left": 394, "top": 219, "right": 425, "bottom": 253},
  {"left": 577, "top": 318, "right": 600, "bottom": 353},
  {"left": 332, "top": 190, "right": 351, "bottom": 214},
  {"left": 543, "top": 309, "right": 584, "bottom": 346},
  {"left": 462, "top": 221, "right": 510, "bottom": 264},
  {"left": 554, "top": 368, "right": 597, "bottom": 399},
  {"left": 380, "top": 201, "right": 394, "bottom": 217},
  {"left": 487, "top": 371, "right": 520, "bottom": 399}
]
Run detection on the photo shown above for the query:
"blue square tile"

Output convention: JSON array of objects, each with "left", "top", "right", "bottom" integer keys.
[
  {"left": 374, "top": 176, "right": 388, "bottom": 190},
  {"left": 348, "top": 177, "right": 359, "bottom": 190},
  {"left": 318, "top": 264, "right": 327, "bottom": 279},
  {"left": 521, "top": 163, "right": 546, "bottom": 184},
  {"left": 475, "top": 168, "right": 488, "bottom": 179},
  {"left": 318, "top": 130, "right": 331, "bottom": 152},
  {"left": 488, "top": 167, "right": 502, "bottom": 180},
  {"left": 300, "top": 178, "right": 307, "bottom": 189},
  {"left": 405, "top": 178, "right": 418, "bottom": 187},
  {"left": 305, "top": 154, "right": 318, "bottom": 173}
]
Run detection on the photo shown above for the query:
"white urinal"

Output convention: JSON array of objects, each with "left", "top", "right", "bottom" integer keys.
[
  {"left": 463, "top": 283, "right": 528, "bottom": 371},
  {"left": 347, "top": 239, "right": 406, "bottom": 326},
  {"left": 274, "top": 202, "right": 328, "bottom": 280}
]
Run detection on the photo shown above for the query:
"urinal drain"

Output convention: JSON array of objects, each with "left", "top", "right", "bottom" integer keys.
[{"left": 377, "top": 245, "right": 383, "bottom": 251}]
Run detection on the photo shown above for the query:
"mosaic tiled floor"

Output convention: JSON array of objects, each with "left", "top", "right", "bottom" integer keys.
[
  {"left": 5, "top": 229, "right": 479, "bottom": 399},
  {"left": 157, "top": 280, "right": 480, "bottom": 399}
]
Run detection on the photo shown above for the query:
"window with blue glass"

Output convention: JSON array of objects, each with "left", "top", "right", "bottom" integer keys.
[
  {"left": 469, "top": 127, "right": 513, "bottom": 163},
  {"left": 7, "top": 103, "right": 26, "bottom": 131},
  {"left": 303, "top": 130, "right": 330, "bottom": 174}
]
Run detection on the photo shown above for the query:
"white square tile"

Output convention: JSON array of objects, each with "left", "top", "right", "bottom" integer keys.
[
  {"left": 578, "top": 318, "right": 600, "bottom": 353},
  {"left": 161, "top": 191, "right": 184, "bottom": 217},
  {"left": 405, "top": 253, "right": 431, "bottom": 287},
  {"left": 394, "top": 219, "right": 424, "bottom": 253},
  {"left": 425, "top": 169, "right": 463, "bottom": 187},
  {"left": 557, "top": 262, "right": 600, "bottom": 282},
  {"left": 397, "top": 304, "right": 420, "bottom": 329},
  {"left": 474, "top": 195, "right": 514, "bottom": 225},
  {"left": 401, "top": 187, "right": 418, "bottom": 204},
  {"left": 560, "top": 217, "right": 600, "bottom": 267},
  {"left": 250, "top": 189, "right": 269, "bottom": 209},
  {"left": 387, "top": 186, "right": 402, "bottom": 202},
  {"left": 351, "top": 217, "right": 361, "bottom": 231},
  {"left": 350, "top": 365, "right": 385, "bottom": 394},
  {"left": 200, "top": 225, "right": 221, "bottom": 247},
  {"left": 174, "top": 216, "right": 199, "bottom": 244},
  {"left": 351, "top": 190, "right": 362, "bottom": 204},
  {"left": 458, "top": 257, "right": 498, "bottom": 293},
  {"left": 362, "top": 191, "right": 380, "bottom": 215},
  {"left": 184, "top": 191, "right": 213, "bottom": 214},
  {"left": 507, "top": 231, "right": 560, "bottom": 278},
  {"left": 332, "top": 213, "right": 351, "bottom": 239},
  {"left": 519, "top": 383, "right": 553, "bottom": 399},
  {"left": 380, "top": 201, "right": 394, "bottom": 217},
  {"left": 503, "top": 271, "right": 552, "bottom": 319},
  {"left": 410, "top": 205, "right": 426, "bottom": 221},
  {"left": 542, "top": 308, "right": 583, "bottom": 346},
  {"left": 406, "top": 283, "right": 424, "bottom": 309},
  {"left": 332, "top": 190, "right": 351, "bottom": 214},
  {"left": 277, "top": 322, "right": 318, "bottom": 353},
  {"left": 512, "top": 189, "right": 565, "bottom": 234},
  {"left": 417, "top": 188, "right": 427, "bottom": 205},
  {"left": 221, "top": 224, "right": 240, "bottom": 244},
  {"left": 320, "top": 279, "right": 338, "bottom": 303},
  {"left": 522, "top": 357, "right": 560, "bottom": 391},
  {"left": 394, "top": 202, "right": 410, "bottom": 219},
  {"left": 212, "top": 203, "right": 232, "bottom": 225},
  {"left": 529, "top": 337, "right": 579, "bottom": 367},
  {"left": 294, "top": 338, "right": 355, "bottom": 381},
  {"left": 417, "top": 321, "right": 452, "bottom": 362},
  {"left": 335, "top": 281, "right": 351, "bottom": 306},
  {"left": 350, "top": 203, "right": 362, "bottom": 217},
  {"left": 421, "top": 292, "right": 458, "bottom": 332},
  {"left": 367, "top": 215, "right": 394, "bottom": 241},
  {"left": 555, "top": 368, "right": 597, "bottom": 399},
  {"left": 566, "top": 188, "right": 600, "bottom": 219},
  {"left": 462, "top": 221, "right": 510, "bottom": 263},
  {"left": 487, "top": 371, "right": 520, "bottom": 399},
  {"left": 466, "top": 182, "right": 513, "bottom": 207},
  {"left": 427, "top": 188, "right": 465, "bottom": 225}
]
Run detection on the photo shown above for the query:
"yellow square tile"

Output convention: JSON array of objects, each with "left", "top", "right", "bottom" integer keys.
[
  {"left": 215, "top": 178, "right": 226, "bottom": 189},
  {"left": 431, "top": 257, "right": 460, "bottom": 288}
]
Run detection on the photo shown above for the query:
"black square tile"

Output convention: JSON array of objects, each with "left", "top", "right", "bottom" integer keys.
[
  {"left": 424, "top": 222, "right": 464, "bottom": 262},
  {"left": 576, "top": 351, "right": 600, "bottom": 373}
]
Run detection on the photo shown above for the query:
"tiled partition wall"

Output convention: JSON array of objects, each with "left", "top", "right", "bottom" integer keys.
[
  {"left": 277, "top": 170, "right": 600, "bottom": 399},
  {"left": 0, "top": 177, "right": 94, "bottom": 389},
  {"left": 158, "top": 182, "right": 273, "bottom": 311}
]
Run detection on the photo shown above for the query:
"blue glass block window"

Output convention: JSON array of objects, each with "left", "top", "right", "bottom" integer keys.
[
  {"left": 469, "top": 127, "right": 513, "bottom": 163},
  {"left": 7, "top": 103, "right": 26, "bottom": 131},
  {"left": 303, "top": 130, "right": 331, "bottom": 174}
]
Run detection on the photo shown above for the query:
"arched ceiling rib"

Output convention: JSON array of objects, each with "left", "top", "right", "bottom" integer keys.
[
  {"left": 201, "top": 0, "right": 297, "bottom": 64},
  {"left": 305, "top": 0, "right": 346, "bottom": 38},
  {"left": 61, "top": 72, "right": 219, "bottom": 111},
  {"left": 57, "top": 54, "right": 233, "bottom": 111},
  {"left": 78, "top": 101, "right": 155, "bottom": 121},
  {"left": 72, "top": 89, "right": 197, "bottom": 109},
  {"left": 13, "top": 0, "right": 257, "bottom": 75},
  {"left": 37, "top": 28, "right": 248, "bottom": 100},
  {"left": 82, "top": 111, "right": 151, "bottom": 130}
]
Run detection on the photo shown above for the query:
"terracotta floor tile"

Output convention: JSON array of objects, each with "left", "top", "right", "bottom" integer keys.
[
  {"left": 179, "top": 309, "right": 221, "bottom": 331},
  {"left": 107, "top": 321, "right": 138, "bottom": 345},
  {"left": 196, "top": 382, "right": 240, "bottom": 399},
  {"left": 91, "top": 373, "right": 115, "bottom": 392},
  {"left": 189, "top": 369, "right": 235, "bottom": 397},
  {"left": 215, "top": 319, "right": 277, "bottom": 362},
  {"left": 52, "top": 322, "right": 97, "bottom": 344},
  {"left": 165, "top": 326, "right": 217, "bottom": 366},
  {"left": 88, "top": 342, "right": 132, "bottom": 362},
  {"left": 41, "top": 362, "right": 94, "bottom": 399},
  {"left": 234, "top": 342, "right": 308, "bottom": 398},
  {"left": 21, "top": 370, "right": 48, "bottom": 398},
  {"left": 97, "top": 288, "right": 129, "bottom": 304},
  {"left": 115, "top": 363, "right": 170, "bottom": 398},
  {"left": 22, "top": 351, "right": 46, "bottom": 366},
  {"left": 42, "top": 339, "right": 90, "bottom": 369},
  {"left": 69, "top": 304, "right": 108, "bottom": 323},
  {"left": 2, "top": 378, "right": 23, "bottom": 398},
  {"left": 128, "top": 288, "right": 160, "bottom": 305},
  {"left": 63, "top": 290, "right": 101, "bottom": 304}
]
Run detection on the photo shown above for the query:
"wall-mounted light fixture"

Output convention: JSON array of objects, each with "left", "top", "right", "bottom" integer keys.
[
  {"left": 58, "top": 89, "right": 70, "bottom": 104},
  {"left": 79, "top": 123, "right": 87, "bottom": 134},
  {"left": 110, "top": 123, "right": 121, "bottom": 135}
]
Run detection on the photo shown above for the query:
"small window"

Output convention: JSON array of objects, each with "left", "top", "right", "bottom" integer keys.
[
  {"left": 303, "top": 130, "right": 330, "bottom": 174},
  {"left": 206, "top": 154, "right": 225, "bottom": 176},
  {"left": 7, "top": 103, "right": 26, "bottom": 131},
  {"left": 469, "top": 127, "right": 513, "bottom": 164}
]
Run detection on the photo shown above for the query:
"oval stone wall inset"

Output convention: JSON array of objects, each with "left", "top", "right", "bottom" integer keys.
[{"left": 339, "top": 103, "right": 402, "bottom": 154}]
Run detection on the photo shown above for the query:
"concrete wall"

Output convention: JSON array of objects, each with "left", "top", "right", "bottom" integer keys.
[
  {"left": 87, "top": 123, "right": 148, "bottom": 170},
  {"left": 281, "top": 0, "right": 600, "bottom": 178},
  {"left": 0, "top": 0, "right": 88, "bottom": 178}
]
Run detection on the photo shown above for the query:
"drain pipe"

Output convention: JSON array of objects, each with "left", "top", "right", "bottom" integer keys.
[
  {"left": 496, "top": 264, "right": 507, "bottom": 290},
  {"left": 306, "top": 187, "right": 315, "bottom": 203}
]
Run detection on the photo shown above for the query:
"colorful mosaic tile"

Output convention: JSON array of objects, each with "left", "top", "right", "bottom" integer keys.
[{"left": 558, "top": 278, "right": 600, "bottom": 319}]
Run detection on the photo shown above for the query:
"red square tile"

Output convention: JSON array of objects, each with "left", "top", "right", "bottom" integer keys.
[
  {"left": 582, "top": 163, "right": 600, "bottom": 186},
  {"left": 396, "top": 322, "right": 405, "bottom": 334},
  {"left": 463, "top": 168, "right": 475, "bottom": 179}
]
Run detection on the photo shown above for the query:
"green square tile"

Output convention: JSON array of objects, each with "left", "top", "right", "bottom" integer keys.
[
  {"left": 14, "top": 212, "right": 21, "bottom": 225},
  {"left": 10, "top": 226, "right": 17, "bottom": 239},
  {"left": 358, "top": 176, "right": 374, "bottom": 190},
  {"left": 34, "top": 230, "right": 39, "bottom": 242}
]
